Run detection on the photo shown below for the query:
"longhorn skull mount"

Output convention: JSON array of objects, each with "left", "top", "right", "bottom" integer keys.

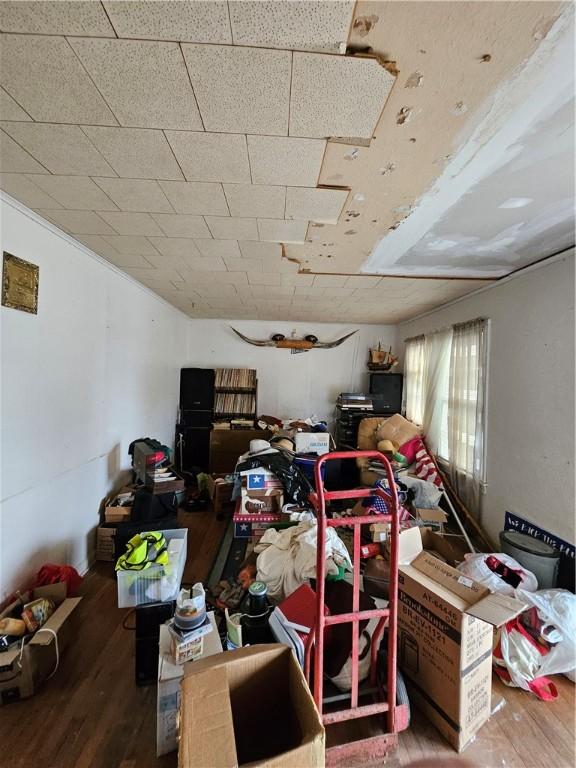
[{"left": 230, "top": 326, "right": 358, "bottom": 353}]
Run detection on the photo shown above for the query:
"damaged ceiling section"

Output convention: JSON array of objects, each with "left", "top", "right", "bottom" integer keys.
[{"left": 0, "top": 0, "right": 573, "bottom": 321}]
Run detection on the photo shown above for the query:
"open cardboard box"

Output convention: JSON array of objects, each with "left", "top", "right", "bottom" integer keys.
[
  {"left": 0, "top": 582, "right": 81, "bottom": 705},
  {"left": 179, "top": 644, "right": 324, "bottom": 768},
  {"left": 396, "top": 527, "right": 527, "bottom": 751}
]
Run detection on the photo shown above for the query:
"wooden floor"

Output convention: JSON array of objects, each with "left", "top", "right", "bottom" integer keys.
[{"left": 1, "top": 508, "right": 574, "bottom": 768}]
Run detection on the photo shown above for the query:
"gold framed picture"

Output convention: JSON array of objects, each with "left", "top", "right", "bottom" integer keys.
[{"left": 2, "top": 252, "right": 39, "bottom": 314}]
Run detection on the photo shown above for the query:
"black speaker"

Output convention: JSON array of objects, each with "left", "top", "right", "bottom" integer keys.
[
  {"left": 180, "top": 368, "right": 214, "bottom": 412},
  {"left": 369, "top": 373, "right": 403, "bottom": 413},
  {"left": 135, "top": 601, "right": 175, "bottom": 686},
  {"left": 175, "top": 425, "right": 211, "bottom": 472}
]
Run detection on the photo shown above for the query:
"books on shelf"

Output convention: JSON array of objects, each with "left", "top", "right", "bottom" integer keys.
[
  {"left": 214, "top": 392, "right": 256, "bottom": 415},
  {"left": 214, "top": 368, "right": 256, "bottom": 390}
]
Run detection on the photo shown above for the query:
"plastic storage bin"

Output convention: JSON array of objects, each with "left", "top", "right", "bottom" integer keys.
[{"left": 117, "top": 528, "right": 188, "bottom": 608}]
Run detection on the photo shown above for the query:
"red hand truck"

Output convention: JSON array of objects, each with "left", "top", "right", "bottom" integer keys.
[{"left": 304, "top": 450, "right": 410, "bottom": 766}]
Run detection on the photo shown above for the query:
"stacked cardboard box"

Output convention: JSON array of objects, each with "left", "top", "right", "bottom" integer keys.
[{"left": 239, "top": 466, "right": 283, "bottom": 515}]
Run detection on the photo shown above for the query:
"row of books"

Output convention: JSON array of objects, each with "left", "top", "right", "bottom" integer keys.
[
  {"left": 214, "top": 368, "right": 256, "bottom": 390},
  {"left": 213, "top": 418, "right": 255, "bottom": 430},
  {"left": 215, "top": 392, "right": 256, "bottom": 415}
]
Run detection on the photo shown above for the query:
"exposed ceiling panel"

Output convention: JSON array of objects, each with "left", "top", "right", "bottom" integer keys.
[
  {"left": 182, "top": 44, "right": 291, "bottom": 135},
  {"left": 0, "top": 1, "right": 115, "bottom": 37},
  {"left": 165, "top": 131, "right": 251, "bottom": 183},
  {"left": 247, "top": 135, "right": 326, "bottom": 186},
  {"left": 228, "top": 0, "right": 354, "bottom": 54},
  {"left": 1, "top": 122, "right": 115, "bottom": 175},
  {"left": 0, "top": 1, "right": 571, "bottom": 324},
  {"left": 290, "top": 53, "right": 395, "bottom": 139},
  {"left": 102, "top": 1, "right": 231, "bottom": 44},
  {"left": 81, "top": 126, "right": 183, "bottom": 180},
  {"left": 69, "top": 38, "right": 203, "bottom": 131}
]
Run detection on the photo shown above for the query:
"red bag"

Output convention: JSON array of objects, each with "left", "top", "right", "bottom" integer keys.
[{"left": 34, "top": 564, "right": 83, "bottom": 597}]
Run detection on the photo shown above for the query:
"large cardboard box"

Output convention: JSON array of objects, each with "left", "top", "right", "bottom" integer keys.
[
  {"left": 240, "top": 488, "right": 284, "bottom": 514},
  {"left": 397, "top": 528, "right": 526, "bottom": 751},
  {"left": 0, "top": 583, "right": 81, "bottom": 705},
  {"left": 179, "top": 644, "right": 324, "bottom": 768},
  {"left": 157, "top": 611, "right": 222, "bottom": 756}
]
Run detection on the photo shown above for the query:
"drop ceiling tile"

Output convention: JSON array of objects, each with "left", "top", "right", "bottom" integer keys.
[
  {"left": 0, "top": 34, "right": 116, "bottom": 125},
  {"left": 229, "top": 1, "right": 354, "bottom": 53},
  {"left": 69, "top": 38, "right": 202, "bottom": 131},
  {"left": 35, "top": 209, "right": 116, "bottom": 235},
  {"left": 223, "top": 184, "right": 286, "bottom": 219},
  {"left": 82, "top": 127, "right": 183, "bottom": 180},
  {"left": 247, "top": 272, "right": 282, "bottom": 286},
  {"left": 205, "top": 216, "right": 258, "bottom": 241},
  {"left": 188, "top": 283, "right": 239, "bottom": 297},
  {"left": 247, "top": 136, "right": 325, "bottom": 187},
  {"left": 158, "top": 181, "right": 228, "bottom": 215},
  {"left": 102, "top": 235, "right": 160, "bottom": 256},
  {"left": 290, "top": 53, "right": 395, "bottom": 139},
  {"left": 126, "top": 266, "right": 185, "bottom": 283},
  {"left": 280, "top": 273, "right": 315, "bottom": 287},
  {"left": 151, "top": 214, "right": 212, "bottom": 238},
  {"left": 98, "top": 211, "right": 163, "bottom": 237},
  {"left": 102, "top": 249, "right": 154, "bottom": 269},
  {"left": 344, "top": 275, "right": 383, "bottom": 288},
  {"left": 148, "top": 236, "right": 202, "bottom": 260},
  {"left": 257, "top": 219, "right": 308, "bottom": 243},
  {"left": 165, "top": 132, "right": 250, "bottom": 183},
  {"left": 103, "top": 1, "right": 231, "bottom": 43},
  {"left": 0, "top": 1, "right": 115, "bottom": 36},
  {"left": 92, "top": 178, "right": 173, "bottom": 213},
  {"left": 0, "top": 87, "right": 31, "bottom": 121},
  {"left": 238, "top": 241, "right": 282, "bottom": 260},
  {"left": 30, "top": 175, "right": 118, "bottom": 211},
  {"left": 193, "top": 239, "right": 240, "bottom": 259},
  {"left": 286, "top": 187, "right": 348, "bottom": 223},
  {"left": 312, "top": 274, "right": 348, "bottom": 288},
  {"left": 0, "top": 173, "right": 61, "bottom": 208},
  {"left": 74, "top": 234, "right": 123, "bottom": 260},
  {"left": 178, "top": 270, "right": 244, "bottom": 285},
  {"left": 224, "top": 257, "right": 263, "bottom": 273},
  {"left": 182, "top": 44, "right": 290, "bottom": 135},
  {"left": 0, "top": 123, "right": 115, "bottom": 176}
]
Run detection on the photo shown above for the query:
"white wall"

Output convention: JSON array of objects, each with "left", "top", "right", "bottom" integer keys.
[
  {"left": 187, "top": 320, "right": 396, "bottom": 428},
  {"left": 397, "top": 253, "right": 575, "bottom": 545},
  {"left": 0, "top": 200, "right": 189, "bottom": 600}
]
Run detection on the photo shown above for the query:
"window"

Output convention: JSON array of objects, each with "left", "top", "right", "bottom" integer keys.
[{"left": 404, "top": 318, "right": 488, "bottom": 514}]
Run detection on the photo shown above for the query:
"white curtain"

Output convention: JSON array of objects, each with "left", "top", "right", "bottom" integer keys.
[
  {"left": 447, "top": 318, "right": 488, "bottom": 516},
  {"left": 404, "top": 336, "right": 425, "bottom": 425},
  {"left": 422, "top": 329, "right": 453, "bottom": 456}
]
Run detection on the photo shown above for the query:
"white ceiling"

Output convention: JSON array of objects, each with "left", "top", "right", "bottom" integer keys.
[{"left": 0, "top": 1, "right": 572, "bottom": 323}]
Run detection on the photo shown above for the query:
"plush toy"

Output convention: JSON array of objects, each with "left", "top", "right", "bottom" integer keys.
[{"left": 376, "top": 439, "right": 397, "bottom": 455}]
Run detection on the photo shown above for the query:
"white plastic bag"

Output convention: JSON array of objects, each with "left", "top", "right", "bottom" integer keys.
[
  {"left": 457, "top": 553, "right": 538, "bottom": 596},
  {"left": 515, "top": 588, "right": 576, "bottom": 678}
]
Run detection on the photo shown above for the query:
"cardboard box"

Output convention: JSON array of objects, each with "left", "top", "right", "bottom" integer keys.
[
  {"left": 396, "top": 528, "right": 526, "bottom": 751},
  {"left": 415, "top": 507, "right": 448, "bottom": 532},
  {"left": 240, "top": 466, "right": 282, "bottom": 491},
  {"left": 178, "top": 644, "right": 325, "bottom": 768},
  {"left": 157, "top": 612, "right": 222, "bottom": 757},
  {"left": 370, "top": 522, "right": 389, "bottom": 543},
  {"left": 0, "top": 583, "right": 81, "bottom": 705},
  {"left": 294, "top": 432, "right": 330, "bottom": 456},
  {"left": 240, "top": 488, "right": 283, "bottom": 515},
  {"left": 103, "top": 485, "right": 134, "bottom": 524},
  {"left": 96, "top": 525, "right": 117, "bottom": 561}
]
